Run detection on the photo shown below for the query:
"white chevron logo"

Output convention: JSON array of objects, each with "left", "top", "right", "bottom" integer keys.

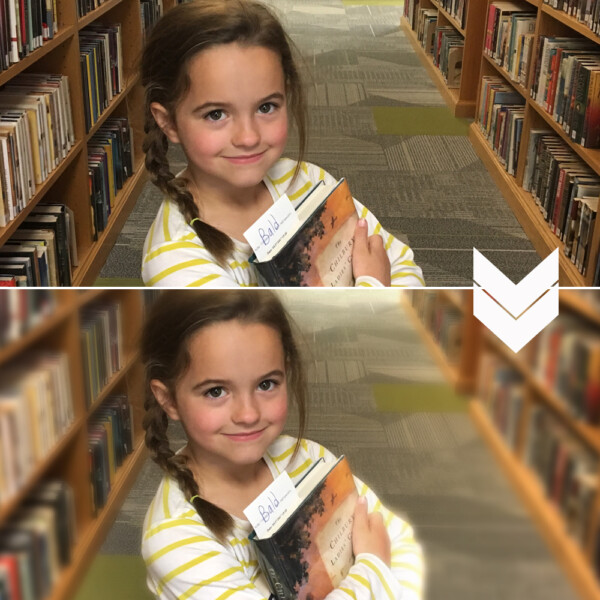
[{"left": 473, "top": 249, "right": 559, "bottom": 353}]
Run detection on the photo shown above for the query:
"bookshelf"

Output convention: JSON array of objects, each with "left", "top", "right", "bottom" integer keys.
[
  {"left": 401, "top": 289, "right": 482, "bottom": 393},
  {"left": 0, "top": 289, "right": 148, "bottom": 600},
  {"left": 0, "top": 0, "right": 176, "bottom": 285},
  {"left": 406, "top": 288, "right": 600, "bottom": 600},
  {"left": 468, "top": 0, "right": 600, "bottom": 286},
  {"left": 400, "top": 0, "right": 488, "bottom": 118}
]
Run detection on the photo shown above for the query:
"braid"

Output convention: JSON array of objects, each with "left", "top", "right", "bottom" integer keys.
[
  {"left": 142, "top": 114, "right": 234, "bottom": 265},
  {"left": 143, "top": 386, "right": 233, "bottom": 542}
]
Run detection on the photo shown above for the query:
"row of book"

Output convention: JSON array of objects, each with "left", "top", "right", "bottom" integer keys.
[
  {"left": 0, "top": 203, "right": 77, "bottom": 286},
  {"left": 0, "top": 480, "right": 76, "bottom": 600},
  {"left": 80, "top": 300, "right": 124, "bottom": 408},
  {"left": 531, "top": 37, "right": 600, "bottom": 148},
  {"left": 0, "top": 73, "right": 75, "bottom": 228},
  {"left": 438, "top": 0, "right": 467, "bottom": 30},
  {"left": 80, "top": 23, "right": 124, "bottom": 133},
  {"left": 0, "top": 351, "right": 75, "bottom": 507},
  {"left": 532, "top": 313, "right": 600, "bottom": 425},
  {"left": 0, "top": 288, "right": 54, "bottom": 345},
  {"left": 477, "top": 352, "right": 598, "bottom": 552},
  {"left": 0, "top": 0, "right": 58, "bottom": 72},
  {"left": 77, "top": 0, "right": 105, "bottom": 18},
  {"left": 89, "top": 117, "right": 134, "bottom": 239},
  {"left": 433, "top": 26, "right": 464, "bottom": 89},
  {"left": 410, "top": 291, "right": 463, "bottom": 363},
  {"left": 544, "top": 0, "right": 600, "bottom": 37},
  {"left": 484, "top": 3, "right": 535, "bottom": 87},
  {"left": 478, "top": 76, "right": 525, "bottom": 176},
  {"left": 89, "top": 394, "right": 134, "bottom": 514},
  {"left": 413, "top": 9, "right": 464, "bottom": 89},
  {"left": 523, "top": 131, "right": 598, "bottom": 278},
  {"left": 140, "top": 0, "right": 164, "bottom": 44}
]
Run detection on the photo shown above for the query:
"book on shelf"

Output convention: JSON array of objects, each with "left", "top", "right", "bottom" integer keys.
[
  {"left": 248, "top": 455, "right": 358, "bottom": 600},
  {"left": 248, "top": 178, "right": 358, "bottom": 287}
]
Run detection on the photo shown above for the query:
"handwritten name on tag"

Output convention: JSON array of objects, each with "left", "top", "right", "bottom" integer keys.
[
  {"left": 243, "top": 195, "right": 300, "bottom": 263},
  {"left": 243, "top": 471, "right": 299, "bottom": 539}
]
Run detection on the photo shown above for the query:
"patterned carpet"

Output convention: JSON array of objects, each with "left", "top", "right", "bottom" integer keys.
[
  {"left": 76, "top": 291, "right": 577, "bottom": 600},
  {"left": 97, "top": 0, "right": 540, "bottom": 287}
]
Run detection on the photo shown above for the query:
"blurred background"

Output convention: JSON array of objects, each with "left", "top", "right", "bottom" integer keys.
[{"left": 0, "top": 288, "right": 599, "bottom": 600}]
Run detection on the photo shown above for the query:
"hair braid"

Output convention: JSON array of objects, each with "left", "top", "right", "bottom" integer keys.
[
  {"left": 142, "top": 113, "right": 233, "bottom": 264},
  {"left": 143, "top": 387, "right": 233, "bottom": 541}
]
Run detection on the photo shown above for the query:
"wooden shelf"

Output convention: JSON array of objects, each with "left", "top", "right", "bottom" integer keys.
[
  {"left": 470, "top": 400, "right": 600, "bottom": 600},
  {"left": 401, "top": 17, "right": 473, "bottom": 117},
  {"left": 431, "top": 0, "right": 466, "bottom": 36},
  {"left": 560, "top": 290, "right": 600, "bottom": 327},
  {"left": 0, "top": 0, "right": 150, "bottom": 286},
  {"left": 469, "top": 123, "right": 588, "bottom": 286},
  {"left": 482, "top": 52, "right": 530, "bottom": 100},
  {"left": 47, "top": 438, "right": 148, "bottom": 600},
  {"left": 485, "top": 333, "right": 600, "bottom": 454},
  {"left": 541, "top": 3, "right": 600, "bottom": 45},
  {"left": 402, "top": 294, "right": 461, "bottom": 387},
  {"left": 0, "top": 290, "right": 147, "bottom": 600}
]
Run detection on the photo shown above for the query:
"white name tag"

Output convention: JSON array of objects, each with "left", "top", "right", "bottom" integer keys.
[
  {"left": 243, "top": 195, "right": 300, "bottom": 262},
  {"left": 243, "top": 471, "right": 299, "bottom": 539}
]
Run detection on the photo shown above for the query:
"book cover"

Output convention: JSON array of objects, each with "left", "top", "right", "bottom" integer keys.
[
  {"left": 249, "top": 179, "right": 358, "bottom": 287},
  {"left": 250, "top": 456, "right": 358, "bottom": 600}
]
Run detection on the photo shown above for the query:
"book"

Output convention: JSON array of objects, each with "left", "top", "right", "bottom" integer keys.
[
  {"left": 249, "top": 455, "right": 358, "bottom": 600},
  {"left": 249, "top": 179, "right": 358, "bottom": 287}
]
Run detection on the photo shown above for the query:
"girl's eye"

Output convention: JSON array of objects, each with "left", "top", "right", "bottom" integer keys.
[
  {"left": 205, "top": 386, "right": 226, "bottom": 399},
  {"left": 205, "top": 110, "right": 225, "bottom": 122},
  {"left": 258, "top": 379, "right": 276, "bottom": 392},
  {"left": 258, "top": 102, "right": 276, "bottom": 114}
]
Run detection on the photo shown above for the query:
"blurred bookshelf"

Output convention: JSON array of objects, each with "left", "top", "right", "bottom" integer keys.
[
  {"left": 0, "top": 289, "right": 148, "bottom": 600},
  {"left": 403, "top": 288, "right": 600, "bottom": 600}
]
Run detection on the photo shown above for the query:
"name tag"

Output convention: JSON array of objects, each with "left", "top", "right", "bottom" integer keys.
[
  {"left": 243, "top": 471, "right": 299, "bottom": 539},
  {"left": 243, "top": 195, "right": 300, "bottom": 262}
]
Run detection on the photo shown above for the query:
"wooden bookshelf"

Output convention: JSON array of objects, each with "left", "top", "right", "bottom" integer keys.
[
  {"left": 0, "top": 0, "right": 179, "bottom": 285},
  {"left": 401, "top": 289, "right": 481, "bottom": 393},
  {"left": 0, "top": 289, "right": 148, "bottom": 600},
  {"left": 467, "top": 0, "right": 600, "bottom": 286},
  {"left": 409, "top": 289, "right": 600, "bottom": 600},
  {"left": 401, "top": 0, "right": 488, "bottom": 118}
]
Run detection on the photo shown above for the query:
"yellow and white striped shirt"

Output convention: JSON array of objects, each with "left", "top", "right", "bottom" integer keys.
[
  {"left": 142, "top": 435, "right": 424, "bottom": 600},
  {"left": 142, "top": 159, "right": 425, "bottom": 287}
]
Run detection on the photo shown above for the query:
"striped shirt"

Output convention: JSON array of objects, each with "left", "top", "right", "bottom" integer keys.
[
  {"left": 142, "top": 436, "right": 424, "bottom": 600},
  {"left": 142, "top": 158, "right": 425, "bottom": 287}
]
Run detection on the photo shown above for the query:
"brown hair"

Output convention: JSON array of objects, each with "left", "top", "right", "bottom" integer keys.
[
  {"left": 141, "top": 0, "right": 308, "bottom": 265},
  {"left": 141, "top": 290, "right": 307, "bottom": 541}
]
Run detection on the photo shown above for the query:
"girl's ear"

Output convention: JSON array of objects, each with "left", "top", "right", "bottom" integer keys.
[
  {"left": 150, "top": 379, "right": 181, "bottom": 421},
  {"left": 150, "top": 102, "right": 181, "bottom": 145}
]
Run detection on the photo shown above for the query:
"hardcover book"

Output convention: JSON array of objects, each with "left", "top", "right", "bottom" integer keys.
[
  {"left": 249, "top": 179, "right": 358, "bottom": 287},
  {"left": 249, "top": 456, "right": 358, "bottom": 600}
]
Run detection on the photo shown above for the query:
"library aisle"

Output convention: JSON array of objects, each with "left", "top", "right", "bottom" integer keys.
[
  {"left": 97, "top": 0, "right": 541, "bottom": 287},
  {"left": 77, "top": 290, "right": 578, "bottom": 600}
]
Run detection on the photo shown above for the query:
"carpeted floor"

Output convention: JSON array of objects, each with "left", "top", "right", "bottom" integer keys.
[
  {"left": 75, "top": 291, "right": 577, "bottom": 600},
  {"left": 97, "top": 0, "right": 540, "bottom": 287}
]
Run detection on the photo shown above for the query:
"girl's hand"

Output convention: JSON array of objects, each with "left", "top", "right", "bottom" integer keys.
[
  {"left": 352, "top": 496, "right": 391, "bottom": 566},
  {"left": 352, "top": 219, "right": 391, "bottom": 286}
]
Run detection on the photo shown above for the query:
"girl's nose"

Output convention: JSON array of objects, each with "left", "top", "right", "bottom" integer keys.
[
  {"left": 232, "top": 394, "right": 261, "bottom": 425},
  {"left": 232, "top": 117, "right": 260, "bottom": 148}
]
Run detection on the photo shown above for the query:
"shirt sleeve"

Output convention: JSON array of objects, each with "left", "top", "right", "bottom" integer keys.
[
  {"left": 312, "top": 165, "right": 425, "bottom": 288},
  {"left": 142, "top": 238, "right": 245, "bottom": 287}
]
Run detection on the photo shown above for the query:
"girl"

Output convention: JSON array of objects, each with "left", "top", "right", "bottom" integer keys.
[
  {"left": 141, "top": 290, "right": 424, "bottom": 599},
  {"left": 140, "top": 0, "right": 425, "bottom": 288}
]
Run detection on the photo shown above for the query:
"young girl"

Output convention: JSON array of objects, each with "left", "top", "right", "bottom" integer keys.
[
  {"left": 140, "top": 0, "right": 425, "bottom": 288},
  {"left": 141, "top": 290, "right": 424, "bottom": 599}
]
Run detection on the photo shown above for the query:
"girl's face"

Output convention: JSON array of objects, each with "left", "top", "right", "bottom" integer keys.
[
  {"left": 155, "top": 43, "right": 289, "bottom": 192},
  {"left": 153, "top": 320, "right": 288, "bottom": 472}
]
